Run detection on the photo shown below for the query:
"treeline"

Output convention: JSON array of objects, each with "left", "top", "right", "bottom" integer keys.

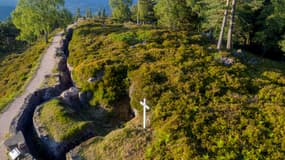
[
  {"left": 109, "top": 0, "right": 285, "bottom": 58},
  {"left": 6, "top": 0, "right": 285, "bottom": 58},
  {"left": 74, "top": 8, "right": 107, "bottom": 20},
  {"left": 0, "top": 19, "right": 26, "bottom": 54}
]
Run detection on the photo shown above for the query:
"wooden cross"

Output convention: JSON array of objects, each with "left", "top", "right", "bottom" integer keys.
[{"left": 140, "top": 98, "right": 150, "bottom": 129}]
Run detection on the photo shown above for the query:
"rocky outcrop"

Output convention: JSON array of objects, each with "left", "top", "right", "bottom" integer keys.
[{"left": 59, "top": 87, "right": 81, "bottom": 110}]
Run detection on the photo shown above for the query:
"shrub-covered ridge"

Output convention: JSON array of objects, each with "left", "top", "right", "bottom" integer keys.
[{"left": 68, "top": 21, "right": 285, "bottom": 159}]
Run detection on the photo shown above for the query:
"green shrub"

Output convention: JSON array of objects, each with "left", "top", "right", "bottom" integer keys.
[{"left": 108, "top": 32, "right": 138, "bottom": 45}]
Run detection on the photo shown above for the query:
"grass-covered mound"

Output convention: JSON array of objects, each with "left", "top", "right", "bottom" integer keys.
[
  {"left": 68, "top": 21, "right": 285, "bottom": 159},
  {"left": 76, "top": 119, "right": 151, "bottom": 160},
  {"left": 38, "top": 99, "right": 93, "bottom": 142},
  {"left": 0, "top": 39, "right": 47, "bottom": 111}
]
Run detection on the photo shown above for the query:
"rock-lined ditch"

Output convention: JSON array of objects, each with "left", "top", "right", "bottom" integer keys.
[
  {"left": 9, "top": 26, "right": 135, "bottom": 160},
  {"left": 9, "top": 28, "right": 74, "bottom": 160}
]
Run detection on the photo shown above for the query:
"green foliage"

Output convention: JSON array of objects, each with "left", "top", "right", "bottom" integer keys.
[
  {"left": 252, "top": 0, "right": 285, "bottom": 55},
  {"left": 58, "top": 8, "right": 73, "bottom": 30},
  {"left": 38, "top": 99, "right": 93, "bottom": 142},
  {"left": 68, "top": 22, "right": 285, "bottom": 159},
  {"left": 279, "top": 36, "right": 285, "bottom": 53},
  {"left": 12, "top": 0, "right": 66, "bottom": 43},
  {"left": 137, "top": 0, "right": 156, "bottom": 24},
  {"left": 154, "top": 0, "right": 199, "bottom": 30},
  {"left": 86, "top": 8, "right": 92, "bottom": 19},
  {"left": 75, "top": 8, "right": 81, "bottom": 20},
  {"left": 109, "top": 0, "right": 132, "bottom": 22},
  {"left": 108, "top": 31, "right": 138, "bottom": 45},
  {"left": 78, "top": 127, "right": 151, "bottom": 160},
  {"left": 0, "top": 19, "right": 26, "bottom": 53},
  {"left": 0, "top": 38, "right": 47, "bottom": 111}
]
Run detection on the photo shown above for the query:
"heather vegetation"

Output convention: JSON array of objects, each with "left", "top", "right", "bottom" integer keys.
[
  {"left": 67, "top": 21, "right": 285, "bottom": 159},
  {"left": 0, "top": 38, "right": 47, "bottom": 111},
  {"left": 1, "top": 0, "right": 284, "bottom": 159}
]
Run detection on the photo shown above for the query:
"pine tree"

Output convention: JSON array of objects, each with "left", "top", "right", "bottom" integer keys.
[
  {"left": 86, "top": 8, "right": 92, "bottom": 19},
  {"left": 75, "top": 8, "right": 81, "bottom": 21},
  {"left": 137, "top": 0, "right": 155, "bottom": 24},
  {"left": 102, "top": 8, "right": 107, "bottom": 18},
  {"left": 154, "top": 0, "right": 199, "bottom": 30},
  {"left": 109, "top": 0, "right": 132, "bottom": 22}
]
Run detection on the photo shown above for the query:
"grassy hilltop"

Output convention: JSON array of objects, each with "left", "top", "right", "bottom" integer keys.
[{"left": 61, "top": 20, "right": 285, "bottom": 159}]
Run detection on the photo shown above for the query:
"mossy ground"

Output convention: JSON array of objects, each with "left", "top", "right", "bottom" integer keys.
[
  {"left": 67, "top": 20, "right": 285, "bottom": 159},
  {"left": 38, "top": 99, "right": 93, "bottom": 142}
]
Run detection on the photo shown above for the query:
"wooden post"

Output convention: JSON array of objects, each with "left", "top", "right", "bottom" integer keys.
[{"left": 137, "top": 0, "right": 140, "bottom": 25}]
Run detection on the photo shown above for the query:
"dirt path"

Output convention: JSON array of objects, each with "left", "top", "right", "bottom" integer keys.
[{"left": 0, "top": 32, "right": 63, "bottom": 159}]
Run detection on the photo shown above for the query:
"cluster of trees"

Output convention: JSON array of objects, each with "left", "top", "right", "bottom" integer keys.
[
  {"left": 8, "top": 0, "right": 284, "bottom": 57},
  {"left": 75, "top": 8, "right": 107, "bottom": 20},
  {"left": 109, "top": 0, "right": 285, "bottom": 57},
  {"left": 0, "top": 19, "right": 26, "bottom": 53},
  {"left": 12, "top": 0, "right": 72, "bottom": 43}
]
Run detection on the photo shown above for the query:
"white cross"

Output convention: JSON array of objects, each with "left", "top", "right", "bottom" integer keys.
[{"left": 140, "top": 98, "right": 150, "bottom": 129}]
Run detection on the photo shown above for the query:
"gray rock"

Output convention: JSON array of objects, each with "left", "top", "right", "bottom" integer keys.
[
  {"left": 221, "top": 57, "right": 235, "bottom": 66},
  {"left": 87, "top": 77, "right": 97, "bottom": 83},
  {"left": 78, "top": 91, "right": 92, "bottom": 105},
  {"left": 60, "top": 87, "right": 79, "bottom": 106},
  {"left": 87, "top": 70, "right": 104, "bottom": 83},
  {"left": 248, "top": 58, "right": 258, "bottom": 65}
]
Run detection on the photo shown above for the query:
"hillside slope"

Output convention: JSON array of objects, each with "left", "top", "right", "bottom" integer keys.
[{"left": 67, "top": 21, "right": 285, "bottom": 159}]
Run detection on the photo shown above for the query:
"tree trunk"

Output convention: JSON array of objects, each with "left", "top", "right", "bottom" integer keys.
[
  {"left": 217, "top": 0, "right": 230, "bottom": 50},
  {"left": 45, "top": 31, "right": 49, "bottom": 44},
  {"left": 137, "top": 0, "right": 140, "bottom": 25},
  {"left": 226, "top": 0, "right": 236, "bottom": 50}
]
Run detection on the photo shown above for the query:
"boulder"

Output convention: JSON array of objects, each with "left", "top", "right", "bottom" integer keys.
[
  {"left": 60, "top": 87, "right": 80, "bottom": 108},
  {"left": 78, "top": 91, "right": 92, "bottom": 106}
]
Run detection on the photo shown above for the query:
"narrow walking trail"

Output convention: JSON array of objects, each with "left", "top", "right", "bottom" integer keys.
[{"left": 0, "top": 32, "right": 63, "bottom": 159}]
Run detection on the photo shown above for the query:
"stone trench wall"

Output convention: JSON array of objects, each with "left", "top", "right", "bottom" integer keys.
[{"left": 9, "top": 28, "right": 74, "bottom": 160}]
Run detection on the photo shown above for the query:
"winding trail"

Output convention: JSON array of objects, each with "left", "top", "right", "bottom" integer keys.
[{"left": 0, "top": 32, "right": 63, "bottom": 160}]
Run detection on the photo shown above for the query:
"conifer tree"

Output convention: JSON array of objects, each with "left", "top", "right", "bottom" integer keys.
[
  {"left": 75, "top": 8, "right": 81, "bottom": 20},
  {"left": 109, "top": 0, "right": 132, "bottom": 22},
  {"left": 154, "top": 0, "right": 199, "bottom": 30},
  {"left": 86, "top": 8, "right": 92, "bottom": 19}
]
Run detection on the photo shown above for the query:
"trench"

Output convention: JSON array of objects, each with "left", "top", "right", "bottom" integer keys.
[
  {"left": 16, "top": 27, "right": 134, "bottom": 160},
  {"left": 13, "top": 28, "right": 74, "bottom": 160}
]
